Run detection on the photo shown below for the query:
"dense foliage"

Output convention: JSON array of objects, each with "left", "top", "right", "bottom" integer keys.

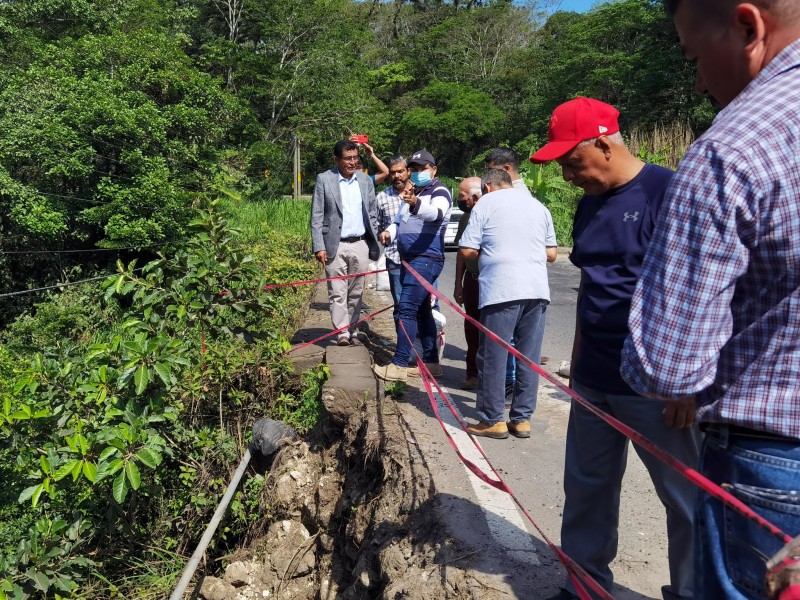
[
  {"left": 1, "top": 200, "right": 318, "bottom": 598},
  {"left": 0, "top": 0, "right": 709, "bottom": 317}
]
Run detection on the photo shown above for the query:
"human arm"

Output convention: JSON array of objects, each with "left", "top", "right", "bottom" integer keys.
[
  {"left": 366, "top": 178, "right": 379, "bottom": 240},
  {"left": 459, "top": 247, "right": 479, "bottom": 261},
  {"left": 364, "top": 142, "right": 389, "bottom": 185},
  {"left": 405, "top": 187, "right": 450, "bottom": 222},
  {"left": 569, "top": 272, "right": 584, "bottom": 388},
  {"left": 454, "top": 251, "right": 466, "bottom": 305},
  {"left": 310, "top": 177, "right": 327, "bottom": 264},
  {"left": 544, "top": 207, "right": 557, "bottom": 263},
  {"left": 621, "top": 142, "right": 754, "bottom": 399}
]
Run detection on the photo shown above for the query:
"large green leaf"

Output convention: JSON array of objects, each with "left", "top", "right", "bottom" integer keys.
[
  {"left": 153, "top": 362, "right": 171, "bottom": 386},
  {"left": 135, "top": 448, "right": 161, "bottom": 469},
  {"left": 133, "top": 363, "right": 149, "bottom": 395},
  {"left": 112, "top": 471, "right": 128, "bottom": 504},
  {"left": 125, "top": 461, "right": 141, "bottom": 490}
]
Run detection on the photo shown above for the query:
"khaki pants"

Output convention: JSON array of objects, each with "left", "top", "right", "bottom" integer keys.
[{"left": 325, "top": 240, "right": 370, "bottom": 340}]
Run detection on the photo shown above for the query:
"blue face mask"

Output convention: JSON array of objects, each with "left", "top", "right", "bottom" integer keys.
[{"left": 410, "top": 170, "right": 432, "bottom": 187}]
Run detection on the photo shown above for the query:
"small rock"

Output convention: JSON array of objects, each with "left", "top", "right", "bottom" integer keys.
[
  {"left": 223, "top": 561, "right": 250, "bottom": 586},
  {"left": 558, "top": 360, "right": 571, "bottom": 378},
  {"left": 200, "top": 576, "right": 236, "bottom": 600},
  {"left": 289, "top": 470, "right": 301, "bottom": 481}
]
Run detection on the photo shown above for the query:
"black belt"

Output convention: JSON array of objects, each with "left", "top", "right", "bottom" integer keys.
[
  {"left": 340, "top": 234, "right": 366, "bottom": 243},
  {"left": 700, "top": 423, "right": 797, "bottom": 443}
]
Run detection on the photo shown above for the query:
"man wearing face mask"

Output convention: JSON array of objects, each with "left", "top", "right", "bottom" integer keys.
[
  {"left": 453, "top": 177, "right": 483, "bottom": 390},
  {"left": 373, "top": 150, "right": 452, "bottom": 382},
  {"left": 375, "top": 155, "right": 411, "bottom": 311}
]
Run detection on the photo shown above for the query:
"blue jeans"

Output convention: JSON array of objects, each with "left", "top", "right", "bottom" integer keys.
[
  {"left": 562, "top": 382, "right": 700, "bottom": 599},
  {"left": 392, "top": 257, "right": 443, "bottom": 367},
  {"left": 695, "top": 426, "right": 800, "bottom": 600},
  {"left": 477, "top": 299, "right": 546, "bottom": 424},
  {"left": 386, "top": 258, "right": 402, "bottom": 317}
]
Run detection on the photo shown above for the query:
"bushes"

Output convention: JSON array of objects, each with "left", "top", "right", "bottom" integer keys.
[{"left": 0, "top": 199, "right": 318, "bottom": 599}]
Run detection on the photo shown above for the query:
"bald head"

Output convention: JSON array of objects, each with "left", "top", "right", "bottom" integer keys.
[
  {"left": 458, "top": 177, "right": 482, "bottom": 211},
  {"left": 459, "top": 177, "right": 482, "bottom": 197}
]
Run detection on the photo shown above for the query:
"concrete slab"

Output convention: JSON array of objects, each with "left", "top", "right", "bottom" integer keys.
[
  {"left": 325, "top": 345, "right": 372, "bottom": 367},
  {"left": 287, "top": 343, "right": 325, "bottom": 374}
]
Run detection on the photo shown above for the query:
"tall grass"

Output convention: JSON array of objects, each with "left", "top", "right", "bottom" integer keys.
[
  {"left": 627, "top": 121, "right": 695, "bottom": 170},
  {"left": 220, "top": 197, "right": 311, "bottom": 245}
]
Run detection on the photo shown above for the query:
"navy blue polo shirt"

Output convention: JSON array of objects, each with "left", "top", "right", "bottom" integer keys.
[{"left": 570, "top": 163, "right": 673, "bottom": 394}]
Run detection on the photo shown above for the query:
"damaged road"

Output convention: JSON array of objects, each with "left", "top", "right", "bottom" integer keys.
[{"left": 198, "top": 258, "right": 673, "bottom": 600}]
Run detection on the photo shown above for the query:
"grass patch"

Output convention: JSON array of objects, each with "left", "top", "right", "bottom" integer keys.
[{"left": 221, "top": 197, "right": 311, "bottom": 244}]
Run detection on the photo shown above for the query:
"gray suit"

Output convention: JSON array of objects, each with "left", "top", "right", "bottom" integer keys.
[
  {"left": 310, "top": 168, "right": 380, "bottom": 341},
  {"left": 310, "top": 168, "right": 380, "bottom": 261}
]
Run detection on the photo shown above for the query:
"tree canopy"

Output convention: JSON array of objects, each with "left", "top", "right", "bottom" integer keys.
[{"left": 0, "top": 0, "right": 712, "bottom": 319}]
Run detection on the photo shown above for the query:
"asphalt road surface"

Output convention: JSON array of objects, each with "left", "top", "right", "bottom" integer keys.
[{"left": 372, "top": 251, "right": 673, "bottom": 599}]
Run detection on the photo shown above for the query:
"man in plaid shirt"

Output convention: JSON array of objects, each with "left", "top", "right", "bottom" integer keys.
[
  {"left": 621, "top": 1, "right": 800, "bottom": 598},
  {"left": 375, "top": 154, "right": 411, "bottom": 313}
]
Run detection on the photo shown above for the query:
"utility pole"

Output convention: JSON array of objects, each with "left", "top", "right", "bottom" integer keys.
[{"left": 292, "top": 135, "right": 301, "bottom": 200}]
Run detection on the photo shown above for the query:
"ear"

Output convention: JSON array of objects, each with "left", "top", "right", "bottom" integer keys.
[
  {"left": 733, "top": 3, "right": 765, "bottom": 44},
  {"left": 596, "top": 136, "right": 613, "bottom": 159}
]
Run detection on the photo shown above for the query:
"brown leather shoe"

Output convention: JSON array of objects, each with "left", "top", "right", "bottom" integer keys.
[
  {"left": 507, "top": 420, "right": 531, "bottom": 438},
  {"left": 466, "top": 421, "right": 509, "bottom": 439},
  {"left": 460, "top": 376, "right": 478, "bottom": 390}
]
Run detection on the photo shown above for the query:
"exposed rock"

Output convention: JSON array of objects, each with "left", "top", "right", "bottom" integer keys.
[
  {"left": 223, "top": 561, "right": 251, "bottom": 587},
  {"left": 201, "top": 576, "right": 237, "bottom": 600}
]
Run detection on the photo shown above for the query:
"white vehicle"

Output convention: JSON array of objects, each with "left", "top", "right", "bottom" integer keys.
[{"left": 443, "top": 208, "right": 465, "bottom": 248}]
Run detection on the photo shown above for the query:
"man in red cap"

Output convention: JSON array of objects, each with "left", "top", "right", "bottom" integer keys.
[{"left": 532, "top": 97, "right": 700, "bottom": 600}]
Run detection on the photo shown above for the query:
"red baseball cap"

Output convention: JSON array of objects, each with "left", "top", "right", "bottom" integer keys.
[{"left": 530, "top": 97, "right": 620, "bottom": 163}]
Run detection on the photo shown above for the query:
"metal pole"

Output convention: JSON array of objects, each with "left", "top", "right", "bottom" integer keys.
[
  {"left": 293, "top": 136, "right": 301, "bottom": 200},
  {"left": 169, "top": 448, "right": 252, "bottom": 600}
]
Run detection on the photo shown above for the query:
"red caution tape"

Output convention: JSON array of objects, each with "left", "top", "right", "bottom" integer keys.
[
  {"left": 401, "top": 261, "right": 793, "bottom": 543},
  {"left": 261, "top": 266, "right": 395, "bottom": 292},
  {"left": 396, "top": 320, "right": 609, "bottom": 600},
  {"left": 287, "top": 305, "right": 393, "bottom": 354}
]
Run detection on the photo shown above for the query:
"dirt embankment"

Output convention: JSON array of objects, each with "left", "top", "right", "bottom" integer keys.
[
  {"left": 199, "top": 283, "right": 487, "bottom": 600},
  {"left": 201, "top": 381, "right": 488, "bottom": 600}
]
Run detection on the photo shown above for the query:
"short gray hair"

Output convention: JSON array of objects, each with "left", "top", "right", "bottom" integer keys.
[
  {"left": 481, "top": 168, "right": 512, "bottom": 190},
  {"left": 665, "top": 0, "right": 799, "bottom": 26},
  {"left": 577, "top": 131, "right": 624, "bottom": 149}
]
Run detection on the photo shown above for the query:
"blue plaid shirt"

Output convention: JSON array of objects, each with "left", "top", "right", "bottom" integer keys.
[
  {"left": 376, "top": 186, "right": 404, "bottom": 264},
  {"left": 621, "top": 39, "right": 800, "bottom": 439}
]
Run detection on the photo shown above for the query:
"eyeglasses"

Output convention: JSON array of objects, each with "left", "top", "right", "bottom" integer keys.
[{"left": 340, "top": 156, "right": 360, "bottom": 163}]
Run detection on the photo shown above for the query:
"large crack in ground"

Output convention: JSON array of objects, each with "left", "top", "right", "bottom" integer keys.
[
  {"left": 200, "top": 383, "right": 490, "bottom": 600},
  {"left": 198, "top": 282, "right": 492, "bottom": 600}
]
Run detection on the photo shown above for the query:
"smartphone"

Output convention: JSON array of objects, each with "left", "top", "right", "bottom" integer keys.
[{"left": 353, "top": 134, "right": 368, "bottom": 144}]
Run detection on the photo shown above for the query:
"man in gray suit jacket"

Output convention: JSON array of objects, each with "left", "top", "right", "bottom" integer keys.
[{"left": 311, "top": 139, "right": 380, "bottom": 346}]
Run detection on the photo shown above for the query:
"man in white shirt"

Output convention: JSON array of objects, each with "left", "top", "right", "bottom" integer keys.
[{"left": 459, "top": 169, "right": 557, "bottom": 439}]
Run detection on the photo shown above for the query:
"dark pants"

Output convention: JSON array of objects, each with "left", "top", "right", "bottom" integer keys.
[
  {"left": 462, "top": 271, "right": 480, "bottom": 377},
  {"left": 392, "top": 257, "right": 444, "bottom": 367},
  {"left": 386, "top": 258, "right": 402, "bottom": 318}
]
